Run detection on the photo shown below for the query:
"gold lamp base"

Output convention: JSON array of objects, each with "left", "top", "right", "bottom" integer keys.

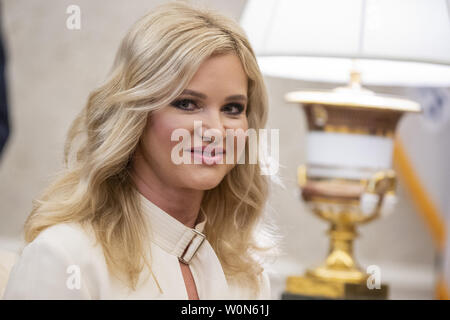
[
  {"left": 282, "top": 203, "right": 390, "bottom": 299},
  {"left": 283, "top": 275, "right": 388, "bottom": 300},
  {"left": 305, "top": 265, "right": 367, "bottom": 284},
  {"left": 282, "top": 222, "right": 389, "bottom": 299},
  {"left": 282, "top": 166, "right": 393, "bottom": 300}
]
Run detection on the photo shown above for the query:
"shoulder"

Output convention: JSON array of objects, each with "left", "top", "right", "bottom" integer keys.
[
  {"left": 34, "top": 222, "right": 98, "bottom": 255},
  {"left": 11, "top": 222, "right": 100, "bottom": 268},
  {"left": 3, "top": 222, "right": 100, "bottom": 299}
]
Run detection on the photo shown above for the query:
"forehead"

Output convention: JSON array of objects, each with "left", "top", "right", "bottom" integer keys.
[{"left": 187, "top": 53, "right": 248, "bottom": 94}]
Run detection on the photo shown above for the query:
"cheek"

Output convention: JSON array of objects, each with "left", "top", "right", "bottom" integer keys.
[
  {"left": 144, "top": 113, "right": 189, "bottom": 160},
  {"left": 237, "top": 120, "right": 249, "bottom": 155},
  {"left": 225, "top": 118, "right": 249, "bottom": 165},
  {"left": 227, "top": 117, "right": 249, "bottom": 135}
]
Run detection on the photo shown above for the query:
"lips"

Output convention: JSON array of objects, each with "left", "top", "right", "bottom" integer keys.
[
  {"left": 184, "top": 145, "right": 226, "bottom": 165},
  {"left": 189, "top": 146, "right": 225, "bottom": 157}
]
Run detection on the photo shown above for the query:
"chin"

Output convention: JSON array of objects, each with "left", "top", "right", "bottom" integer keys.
[{"left": 181, "top": 166, "right": 228, "bottom": 190}]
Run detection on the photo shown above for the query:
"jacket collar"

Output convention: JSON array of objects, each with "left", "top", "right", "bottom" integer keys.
[{"left": 139, "top": 193, "right": 207, "bottom": 264}]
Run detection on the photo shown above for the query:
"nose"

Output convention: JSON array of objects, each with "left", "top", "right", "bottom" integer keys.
[{"left": 197, "top": 109, "right": 226, "bottom": 142}]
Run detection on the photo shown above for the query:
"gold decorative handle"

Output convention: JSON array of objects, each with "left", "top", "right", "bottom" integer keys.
[{"left": 359, "top": 170, "right": 397, "bottom": 223}]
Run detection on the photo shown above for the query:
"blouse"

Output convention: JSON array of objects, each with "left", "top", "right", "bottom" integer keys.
[{"left": 3, "top": 193, "right": 271, "bottom": 299}]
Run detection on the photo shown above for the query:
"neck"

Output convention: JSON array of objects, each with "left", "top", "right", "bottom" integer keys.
[{"left": 130, "top": 156, "right": 204, "bottom": 229}]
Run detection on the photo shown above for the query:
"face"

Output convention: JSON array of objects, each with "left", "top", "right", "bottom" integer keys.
[{"left": 133, "top": 53, "right": 249, "bottom": 191}]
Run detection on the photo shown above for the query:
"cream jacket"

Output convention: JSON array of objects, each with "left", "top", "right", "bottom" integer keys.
[{"left": 3, "top": 193, "right": 270, "bottom": 299}]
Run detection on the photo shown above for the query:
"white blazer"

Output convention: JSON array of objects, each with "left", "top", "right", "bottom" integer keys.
[{"left": 3, "top": 193, "right": 271, "bottom": 299}]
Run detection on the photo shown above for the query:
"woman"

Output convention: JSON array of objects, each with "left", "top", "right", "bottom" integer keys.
[{"left": 4, "top": 1, "right": 278, "bottom": 299}]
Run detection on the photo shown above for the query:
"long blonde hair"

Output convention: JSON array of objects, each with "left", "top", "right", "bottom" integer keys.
[{"left": 24, "top": 0, "right": 277, "bottom": 295}]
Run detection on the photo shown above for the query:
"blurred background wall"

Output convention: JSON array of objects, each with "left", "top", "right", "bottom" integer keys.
[{"left": 0, "top": 0, "right": 438, "bottom": 299}]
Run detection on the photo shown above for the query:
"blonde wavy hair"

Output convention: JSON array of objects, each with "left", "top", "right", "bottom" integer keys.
[{"left": 24, "top": 0, "right": 278, "bottom": 295}]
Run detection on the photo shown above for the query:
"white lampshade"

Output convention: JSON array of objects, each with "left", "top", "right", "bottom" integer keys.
[{"left": 240, "top": 0, "right": 450, "bottom": 87}]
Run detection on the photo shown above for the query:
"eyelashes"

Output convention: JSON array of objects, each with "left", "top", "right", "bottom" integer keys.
[
  {"left": 170, "top": 98, "right": 246, "bottom": 116},
  {"left": 170, "top": 99, "right": 196, "bottom": 111}
]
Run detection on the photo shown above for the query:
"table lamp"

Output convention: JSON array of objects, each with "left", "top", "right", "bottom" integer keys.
[{"left": 241, "top": 0, "right": 450, "bottom": 299}]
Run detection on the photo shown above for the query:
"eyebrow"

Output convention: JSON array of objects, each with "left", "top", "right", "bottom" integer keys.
[{"left": 180, "top": 89, "right": 248, "bottom": 102}]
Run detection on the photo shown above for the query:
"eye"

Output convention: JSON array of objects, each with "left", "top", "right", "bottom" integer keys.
[
  {"left": 222, "top": 103, "right": 245, "bottom": 115},
  {"left": 170, "top": 98, "right": 198, "bottom": 111}
]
